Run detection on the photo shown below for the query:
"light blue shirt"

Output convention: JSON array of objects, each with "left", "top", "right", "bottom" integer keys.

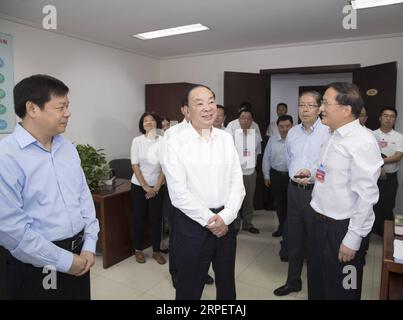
[
  {"left": 262, "top": 133, "right": 288, "bottom": 180},
  {"left": 285, "top": 118, "right": 330, "bottom": 181},
  {"left": 0, "top": 124, "right": 99, "bottom": 273}
]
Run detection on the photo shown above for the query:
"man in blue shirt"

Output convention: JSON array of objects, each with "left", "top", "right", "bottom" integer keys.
[
  {"left": 0, "top": 74, "right": 99, "bottom": 299},
  {"left": 262, "top": 114, "right": 293, "bottom": 261},
  {"left": 274, "top": 91, "right": 330, "bottom": 296}
]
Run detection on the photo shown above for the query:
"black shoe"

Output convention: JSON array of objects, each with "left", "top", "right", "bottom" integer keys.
[
  {"left": 171, "top": 275, "right": 178, "bottom": 289},
  {"left": 160, "top": 248, "right": 169, "bottom": 254},
  {"left": 205, "top": 274, "right": 214, "bottom": 285},
  {"left": 280, "top": 256, "right": 288, "bottom": 262},
  {"left": 243, "top": 227, "right": 260, "bottom": 234},
  {"left": 272, "top": 229, "right": 282, "bottom": 237},
  {"left": 273, "top": 284, "right": 301, "bottom": 296}
]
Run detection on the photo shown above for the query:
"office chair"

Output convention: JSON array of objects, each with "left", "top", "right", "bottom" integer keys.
[{"left": 109, "top": 158, "right": 132, "bottom": 180}]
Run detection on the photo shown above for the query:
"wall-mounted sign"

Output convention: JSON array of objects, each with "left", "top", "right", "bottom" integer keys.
[
  {"left": 0, "top": 33, "right": 16, "bottom": 134},
  {"left": 366, "top": 88, "right": 378, "bottom": 97}
]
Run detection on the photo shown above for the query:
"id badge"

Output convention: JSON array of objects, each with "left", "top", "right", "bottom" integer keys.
[
  {"left": 379, "top": 140, "right": 388, "bottom": 149},
  {"left": 315, "top": 164, "right": 326, "bottom": 183},
  {"left": 243, "top": 149, "right": 251, "bottom": 157}
]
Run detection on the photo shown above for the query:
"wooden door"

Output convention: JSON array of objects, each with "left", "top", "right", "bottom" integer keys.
[
  {"left": 224, "top": 71, "right": 268, "bottom": 210},
  {"left": 353, "top": 62, "right": 397, "bottom": 130}
]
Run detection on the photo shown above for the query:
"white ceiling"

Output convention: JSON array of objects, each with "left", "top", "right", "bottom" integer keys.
[{"left": 1, "top": 0, "right": 403, "bottom": 59}]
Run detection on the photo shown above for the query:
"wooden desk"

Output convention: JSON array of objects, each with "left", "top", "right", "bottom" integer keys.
[
  {"left": 92, "top": 179, "right": 133, "bottom": 268},
  {"left": 380, "top": 220, "right": 403, "bottom": 299}
]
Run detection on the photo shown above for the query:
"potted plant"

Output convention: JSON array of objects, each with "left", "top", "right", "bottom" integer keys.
[{"left": 76, "top": 144, "right": 115, "bottom": 192}]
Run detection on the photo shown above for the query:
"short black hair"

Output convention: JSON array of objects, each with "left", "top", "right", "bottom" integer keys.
[
  {"left": 277, "top": 102, "right": 288, "bottom": 110},
  {"left": 216, "top": 104, "right": 225, "bottom": 113},
  {"left": 239, "top": 102, "right": 252, "bottom": 112},
  {"left": 183, "top": 84, "right": 215, "bottom": 107},
  {"left": 14, "top": 74, "right": 69, "bottom": 118},
  {"left": 238, "top": 108, "right": 254, "bottom": 119},
  {"left": 138, "top": 111, "right": 162, "bottom": 134},
  {"left": 277, "top": 114, "right": 293, "bottom": 126},
  {"left": 162, "top": 117, "right": 171, "bottom": 122},
  {"left": 379, "top": 107, "right": 397, "bottom": 117},
  {"left": 326, "top": 82, "right": 364, "bottom": 119}
]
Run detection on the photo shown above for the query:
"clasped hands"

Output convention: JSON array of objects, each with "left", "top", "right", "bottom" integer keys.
[
  {"left": 142, "top": 185, "right": 160, "bottom": 199},
  {"left": 68, "top": 250, "right": 95, "bottom": 276},
  {"left": 207, "top": 215, "right": 228, "bottom": 238}
]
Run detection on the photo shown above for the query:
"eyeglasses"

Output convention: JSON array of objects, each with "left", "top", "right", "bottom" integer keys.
[
  {"left": 320, "top": 100, "right": 342, "bottom": 108},
  {"left": 298, "top": 104, "right": 318, "bottom": 110}
]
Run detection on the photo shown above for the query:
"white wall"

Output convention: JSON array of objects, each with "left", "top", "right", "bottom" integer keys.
[
  {"left": 160, "top": 36, "right": 403, "bottom": 214},
  {"left": 270, "top": 73, "right": 352, "bottom": 123},
  {"left": 0, "top": 18, "right": 160, "bottom": 160}
]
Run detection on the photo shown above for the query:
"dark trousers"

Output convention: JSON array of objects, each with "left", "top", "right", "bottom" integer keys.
[
  {"left": 131, "top": 184, "right": 163, "bottom": 252},
  {"left": 0, "top": 246, "right": 6, "bottom": 300},
  {"left": 270, "top": 169, "right": 289, "bottom": 232},
  {"left": 286, "top": 183, "right": 315, "bottom": 288},
  {"left": 174, "top": 208, "right": 236, "bottom": 300},
  {"left": 168, "top": 201, "right": 177, "bottom": 277},
  {"left": 4, "top": 231, "right": 90, "bottom": 300},
  {"left": 373, "top": 172, "right": 398, "bottom": 236},
  {"left": 308, "top": 214, "right": 366, "bottom": 300}
]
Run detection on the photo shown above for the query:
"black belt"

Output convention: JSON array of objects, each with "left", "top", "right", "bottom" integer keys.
[
  {"left": 53, "top": 229, "right": 85, "bottom": 253},
  {"left": 315, "top": 212, "right": 337, "bottom": 222},
  {"left": 290, "top": 180, "right": 314, "bottom": 190},
  {"left": 210, "top": 206, "right": 224, "bottom": 214},
  {"left": 270, "top": 169, "right": 289, "bottom": 177}
]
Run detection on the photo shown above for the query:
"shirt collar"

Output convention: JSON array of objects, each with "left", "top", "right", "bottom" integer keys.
[
  {"left": 335, "top": 119, "right": 361, "bottom": 137},
  {"left": 299, "top": 117, "right": 321, "bottom": 133},
  {"left": 14, "top": 123, "right": 63, "bottom": 152},
  {"left": 185, "top": 123, "right": 218, "bottom": 141}
]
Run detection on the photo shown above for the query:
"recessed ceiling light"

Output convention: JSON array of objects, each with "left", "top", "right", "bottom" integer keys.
[
  {"left": 133, "top": 23, "right": 210, "bottom": 40},
  {"left": 351, "top": 0, "right": 403, "bottom": 9}
]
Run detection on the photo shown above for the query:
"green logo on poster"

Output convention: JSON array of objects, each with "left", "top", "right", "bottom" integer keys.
[
  {"left": 0, "top": 89, "right": 5, "bottom": 99},
  {"left": 0, "top": 73, "right": 5, "bottom": 83},
  {"left": 0, "top": 104, "right": 6, "bottom": 114}
]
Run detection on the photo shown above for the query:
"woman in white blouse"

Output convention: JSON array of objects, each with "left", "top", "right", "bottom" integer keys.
[{"left": 130, "top": 112, "right": 166, "bottom": 265}]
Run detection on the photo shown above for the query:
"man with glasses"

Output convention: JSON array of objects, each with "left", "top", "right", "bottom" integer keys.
[
  {"left": 309, "top": 83, "right": 382, "bottom": 299},
  {"left": 372, "top": 108, "right": 403, "bottom": 236},
  {"left": 274, "top": 91, "right": 330, "bottom": 296}
]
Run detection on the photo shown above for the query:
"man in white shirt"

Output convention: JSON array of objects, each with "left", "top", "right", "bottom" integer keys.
[
  {"left": 161, "top": 99, "right": 215, "bottom": 288},
  {"left": 162, "top": 84, "right": 245, "bottom": 300},
  {"left": 372, "top": 107, "right": 403, "bottom": 236},
  {"left": 226, "top": 102, "right": 262, "bottom": 139},
  {"left": 229, "top": 109, "right": 262, "bottom": 234},
  {"left": 309, "top": 82, "right": 383, "bottom": 299},
  {"left": 213, "top": 104, "right": 226, "bottom": 129},
  {"left": 266, "top": 102, "right": 288, "bottom": 138}
]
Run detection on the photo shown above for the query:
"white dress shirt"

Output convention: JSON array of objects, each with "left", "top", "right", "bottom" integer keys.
[
  {"left": 310, "top": 119, "right": 383, "bottom": 251},
  {"left": 231, "top": 128, "right": 262, "bottom": 175},
  {"left": 372, "top": 128, "right": 403, "bottom": 173},
  {"left": 161, "top": 125, "right": 245, "bottom": 227},
  {"left": 226, "top": 119, "right": 262, "bottom": 141},
  {"left": 130, "top": 134, "right": 162, "bottom": 187}
]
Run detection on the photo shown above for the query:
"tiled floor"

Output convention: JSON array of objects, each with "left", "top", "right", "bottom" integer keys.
[{"left": 91, "top": 210, "right": 383, "bottom": 300}]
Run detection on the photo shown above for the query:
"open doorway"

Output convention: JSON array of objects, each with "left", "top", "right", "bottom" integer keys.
[{"left": 224, "top": 62, "right": 397, "bottom": 209}]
